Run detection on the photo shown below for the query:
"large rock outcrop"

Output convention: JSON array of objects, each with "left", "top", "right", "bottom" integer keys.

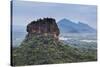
[{"left": 27, "top": 18, "right": 60, "bottom": 39}]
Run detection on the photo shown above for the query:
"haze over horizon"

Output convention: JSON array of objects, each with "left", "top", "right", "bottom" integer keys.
[{"left": 12, "top": 1, "right": 97, "bottom": 29}]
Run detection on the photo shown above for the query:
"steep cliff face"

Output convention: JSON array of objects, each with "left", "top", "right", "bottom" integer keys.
[{"left": 26, "top": 18, "right": 60, "bottom": 39}]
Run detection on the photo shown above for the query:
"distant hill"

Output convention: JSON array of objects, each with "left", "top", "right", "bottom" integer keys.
[{"left": 57, "top": 18, "right": 96, "bottom": 33}]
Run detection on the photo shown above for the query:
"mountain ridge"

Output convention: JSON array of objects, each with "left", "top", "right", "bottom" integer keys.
[{"left": 57, "top": 18, "right": 96, "bottom": 33}]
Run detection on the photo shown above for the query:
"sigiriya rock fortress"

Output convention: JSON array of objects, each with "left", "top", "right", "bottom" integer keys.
[{"left": 26, "top": 18, "right": 60, "bottom": 39}]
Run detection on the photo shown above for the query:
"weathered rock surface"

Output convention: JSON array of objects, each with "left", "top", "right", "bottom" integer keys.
[{"left": 27, "top": 18, "right": 60, "bottom": 39}]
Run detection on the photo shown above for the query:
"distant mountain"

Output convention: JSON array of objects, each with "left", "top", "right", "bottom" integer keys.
[{"left": 57, "top": 18, "right": 96, "bottom": 33}]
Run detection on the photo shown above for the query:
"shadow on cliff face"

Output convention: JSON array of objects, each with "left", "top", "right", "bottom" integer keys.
[{"left": 12, "top": 18, "right": 97, "bottom": 66}]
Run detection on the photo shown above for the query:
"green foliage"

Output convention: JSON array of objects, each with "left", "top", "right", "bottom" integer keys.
[{"left": 12, "top": 35, "right": 97, "bottom": 66}]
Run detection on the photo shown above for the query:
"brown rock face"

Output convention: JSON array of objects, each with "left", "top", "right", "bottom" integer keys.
[{"left": 27, "top": 18, "right": 60, "bottom": 39}]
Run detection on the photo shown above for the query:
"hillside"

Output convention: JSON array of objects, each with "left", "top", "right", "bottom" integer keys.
[{"left": 12, "top": 34, "right": 97, "bottom": 66}]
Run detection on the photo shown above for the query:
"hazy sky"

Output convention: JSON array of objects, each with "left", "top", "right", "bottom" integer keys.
[{"left": 12, "top": 1, "right": 97, "bottom": 29}]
